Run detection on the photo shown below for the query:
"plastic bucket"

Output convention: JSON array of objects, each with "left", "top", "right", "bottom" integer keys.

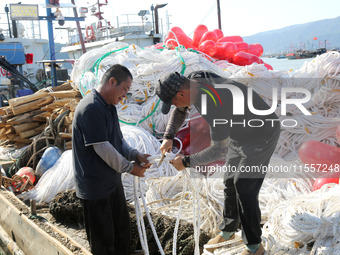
[{"left": 35, "top": 146, "right": 62, "bottom": 177}]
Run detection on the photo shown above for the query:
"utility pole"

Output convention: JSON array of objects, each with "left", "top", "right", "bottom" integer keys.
[{"left": 217, "top": 0, "right": 222, "bottom": 30}]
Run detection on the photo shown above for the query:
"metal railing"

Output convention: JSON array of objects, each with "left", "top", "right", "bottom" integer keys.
[{"left": 0, "top": 12, "right": 42, "bottom": 39}]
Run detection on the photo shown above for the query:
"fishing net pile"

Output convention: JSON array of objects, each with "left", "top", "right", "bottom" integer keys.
[
  {"left": 71, "top": 43, "right": 340, "bottom": 161},
  {"left": 49, "top": 189, "right": 211, "bottom": 255},
  {"left": 68, "top": 43, "right": 340, "bottom": 255}
]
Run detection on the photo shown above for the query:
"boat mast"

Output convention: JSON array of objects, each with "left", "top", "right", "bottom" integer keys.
[{"left": 71, "top": 0, "right": 86, "bottom": 54}]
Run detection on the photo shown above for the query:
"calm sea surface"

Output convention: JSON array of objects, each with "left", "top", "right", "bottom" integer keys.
[{"left": 261, "top": 57, "right": 310, "bottom": 72}]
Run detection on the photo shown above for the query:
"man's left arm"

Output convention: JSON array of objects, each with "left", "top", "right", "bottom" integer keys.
[
  {"left": 171, "top": 138, "right": 229, "bottom": 170},
  {"left": 122, "top": 139, "right": 151, "bottom": 166},
  {"left": 122, "top": 139, "right": 139, "bottom": 161}
]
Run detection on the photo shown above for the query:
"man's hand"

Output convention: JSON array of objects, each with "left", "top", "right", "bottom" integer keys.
[
  {"left": 136, "top": 153, "right": 151, "bottom": 168},
  {"left": 130, "top": 162, "right": 147, "bottom": 177},
  {"left": 170, "top": 154, "right": 186, "bottom": 171},
  {"left": 160, "top": 139, "right": 173, "bottom": 155}
]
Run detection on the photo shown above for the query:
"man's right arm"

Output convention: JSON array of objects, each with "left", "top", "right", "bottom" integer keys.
[
  {"left": 160, "top": 107, "right": 188, "bottom": 154},
  {"left": 163, "top": 106, "right": 188, "bottom": 139}
]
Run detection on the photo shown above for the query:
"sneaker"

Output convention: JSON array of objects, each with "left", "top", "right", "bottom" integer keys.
[
  {"left": 241, "top": 243, "right": 265, "bottom": 255},
  {"left": 205, "top": 233, "right": 235, "bottom": 253}
]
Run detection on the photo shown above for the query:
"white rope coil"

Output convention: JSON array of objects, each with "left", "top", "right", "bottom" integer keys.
[
  {"left": 68, "top": 42, "right": 340, "bottom": 254},
  {"left": 121, "top": 125, "right": 178, "bottom": 202}
]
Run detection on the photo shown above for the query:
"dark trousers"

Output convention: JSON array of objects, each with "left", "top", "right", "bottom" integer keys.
[
  {"left": 81, "top": 183, "right": 130, "bottom": 255},
  {"left": 220, "top": 129, "right": 280, "bottom": 245}
]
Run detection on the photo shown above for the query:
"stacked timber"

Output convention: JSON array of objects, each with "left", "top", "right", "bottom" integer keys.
[{"left": 0, "top": 84, "right": 80, "bottom": 149}]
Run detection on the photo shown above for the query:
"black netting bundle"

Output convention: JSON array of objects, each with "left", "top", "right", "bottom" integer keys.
[{"left": 49, "top": 190, "right": 211, "bottom": 255}]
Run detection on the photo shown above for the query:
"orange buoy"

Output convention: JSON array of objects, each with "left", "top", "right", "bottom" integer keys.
[{"left": 85, "top": 25, "right": 96, "bottom": 41}]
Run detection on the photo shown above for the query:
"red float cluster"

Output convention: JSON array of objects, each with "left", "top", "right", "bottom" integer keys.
[
  {"left": 298, "top": 125, "right": 340, "bottom": 191},
  {"left": 158, "top": 24, "right": 272, "bottom": 70}
]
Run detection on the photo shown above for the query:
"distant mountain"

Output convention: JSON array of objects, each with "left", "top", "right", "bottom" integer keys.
[{"left": 243, "top": 16, "right": 340, "bottom": 54}]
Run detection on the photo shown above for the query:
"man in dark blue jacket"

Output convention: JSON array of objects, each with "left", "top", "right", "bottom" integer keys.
[{"left": 73, "top": 64, "right": 150, "bottom": 255}]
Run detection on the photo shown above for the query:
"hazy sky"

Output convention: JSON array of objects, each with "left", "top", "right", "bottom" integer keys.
[{"left": 1, "top": 0, "right": 340, "bottom": 43}]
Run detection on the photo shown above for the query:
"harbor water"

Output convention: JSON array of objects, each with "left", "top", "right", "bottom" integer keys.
[{"left": 261, "top": 57, "right": 309, "bottom": 72}]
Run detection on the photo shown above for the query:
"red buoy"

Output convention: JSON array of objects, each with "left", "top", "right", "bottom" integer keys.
[
  {"left": 217, "top": 35, "right": 243, "bottom": 44},
  {"left": 299, "top": 140, "right": 340, "bottom": 170},
  {"left": 199, "top": 40, "right": 217, "bottom": 56},
  {"left": 192, "top": 24, "right": 208, "bottom": 48},
  {"left": 233, "top": 52, "right": 263, "bottom": 66}
]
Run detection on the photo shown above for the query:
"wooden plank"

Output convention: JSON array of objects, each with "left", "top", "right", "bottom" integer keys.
[
  {"left": 7, "top": 110, "right": 43, "bottom": 125},
  {"left": 8, "top": 91, "right": 48, "bottom": 108},
  {"left": 0, "top": 107, "right": 7, "bottom": 116},
  {"left": 13, "top": 122, "right": 40, "bottom": 133},
  {"left": 0, "top": 128, "right": 6, "bottom": 136},
  {"left": 6, "top": 133, "right": 16, "bottom": 140},
  {"left": 3, "top": 190, "right": 91, "bottom": 255},
  {"left": 50, "top": 82, "right": 73, "bottom": 91},
  {"left": 0, "top": 123, "right": 11, "bottom": 128},
  {"left": 49, "top": 90, "right": 81, "bottom": 99},
  {"left": 0, "top": 192, "right": 75, "bottom": 255},
  {"left": 13, "top": 136, "right": 32, "bottom": 144},
  {"left": 12, "top": 96, "right": 54, "bottom": 116},
  {"left": 2, "top": 114, "right": 22, "bottom": 124},
  {"left": 0, "top": 115, "right": 9, "bottom": 123},
  {"left": 19, "top": 125, "right": 45, "bottom": 139},
  {"left": 32, "top": 112, "right": 53, "bottom": 122},
  {"left": 0, "top": 223, "right": 25, "bottom": 254},
  {"left": 5, "top": 108, "right": 13, "bottom": 117},
  {"left": 4, "top": 127, "right": 13, "bottom": 135},
  {"left": 41, "top": 98, "right": 77, "bottom": 112}
]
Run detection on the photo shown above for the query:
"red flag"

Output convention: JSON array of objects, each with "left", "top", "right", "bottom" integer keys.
[{"left": 313, "top": 37, "right": 318, "bottom": 40}]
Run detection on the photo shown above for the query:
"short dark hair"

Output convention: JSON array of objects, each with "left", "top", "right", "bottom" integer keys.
[{"left": 101, "top": 64, "right": 133, "bottom": 87}]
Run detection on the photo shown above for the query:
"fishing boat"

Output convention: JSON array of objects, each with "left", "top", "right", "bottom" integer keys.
[
  {"left": 0, "top": 11, "right": 48, "bottom": 84},
  {"left": 276, "top": 55, "right": 286, "bottom": 59},
  {"left": 60, "top": 1, "right": 166, "bottom": 59},
  {"left": 286, "top": 48, "right": 327, "bottom": 60}
]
